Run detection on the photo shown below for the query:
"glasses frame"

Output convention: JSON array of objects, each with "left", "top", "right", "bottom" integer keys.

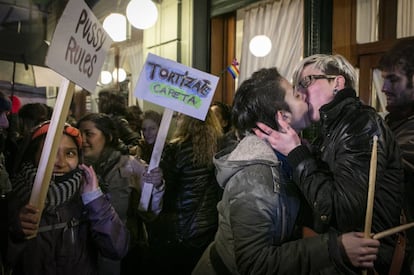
[{"left": 297, "top": 74, "right": 337, "bottom": 89}]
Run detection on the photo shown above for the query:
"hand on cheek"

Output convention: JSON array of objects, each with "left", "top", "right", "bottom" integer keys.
[{"left": 79, "top": 164, "right": 99, "bottom": 193}]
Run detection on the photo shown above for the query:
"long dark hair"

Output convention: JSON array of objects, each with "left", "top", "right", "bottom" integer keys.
[{"left": 77, "top": 113, "right": 120, "bottom": 150}]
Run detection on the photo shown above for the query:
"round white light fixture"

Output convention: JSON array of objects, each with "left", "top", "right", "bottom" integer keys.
[
  {"left": 100, "top": 71, "right": 113, "bottom": 85},
  {"left": 249, "top": 35, "right": 272, "bottom": 57},
  {"left": 112, "top": 68, "right": 127, "bottom": 82},
  {"left": 103, "top": 13, "right": 127, "bottom": 42},
  {"left": 126, "top": 0, "right": 158, "bottom": 30}
]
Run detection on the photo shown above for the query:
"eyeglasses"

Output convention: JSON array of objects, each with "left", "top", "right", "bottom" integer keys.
[
  {"left": 32, "top": 120, "right": 82, "bottom": 148},
  {"left": 297, "top": 75, "right": 337, "bottom": 89}
]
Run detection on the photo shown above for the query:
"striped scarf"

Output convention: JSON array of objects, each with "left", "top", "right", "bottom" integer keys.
[{"left": 11, "top": 161, "right": 82, "bottom": 211}]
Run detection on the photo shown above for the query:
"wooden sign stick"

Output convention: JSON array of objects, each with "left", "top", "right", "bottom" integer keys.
[
  {"left": 362, "top": 135, "right": 378, "bottom": 275},
  {"left": 373, "top": 222, "right": 414, "bottom": 240},
  {"left": 138, "top": 108, "right": 174, "bottom": 211},
  {"left": 28, "top": 79, "right": 75, "bottom": 237}
]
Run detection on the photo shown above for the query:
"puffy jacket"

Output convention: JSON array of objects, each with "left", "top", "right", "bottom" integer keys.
[
  {"left": 151, "top": 140, "right": 221, "bottom": 249},
  {"left": 193, "top": 135, "right": 355, "bottom": 275},
  {"left": 8, "top": 194, "right": 129, "bottom": 275},
  {"left": 287, "top": 88, "right": 404, "bottom": 274}
]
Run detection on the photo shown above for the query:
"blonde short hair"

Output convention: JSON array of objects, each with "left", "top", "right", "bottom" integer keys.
[{"left": 292, "top": 54, "right": 357, "bottom": 89}]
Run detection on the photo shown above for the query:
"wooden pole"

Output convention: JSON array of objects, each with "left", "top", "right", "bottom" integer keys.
[
  {"left": 138, "top": 108, "right": 173, "bottom": 211},
  {"left": 373, "top": 222, "right": 414, "bottom": 240},
  {"left": 28, "top": 79, "right": 74, "bottom": 237},
  {"left": 362, "top": 135, "right": 378, "bottom": 275}
]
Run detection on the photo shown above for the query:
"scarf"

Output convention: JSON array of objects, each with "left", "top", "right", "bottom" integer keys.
[
  {"left": 90, "top": 149, "right": 121, "bottom": 193},
  {"left": 11, "top": 161, "right": 82, "bottom": 211}
]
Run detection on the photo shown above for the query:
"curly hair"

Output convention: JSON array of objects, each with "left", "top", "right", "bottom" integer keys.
[
  {"left": 170, "top": 111, "right": 223, "bottom": 167},
  {"left": 379, "top": 39, "right": 414, "bottom": 89}
]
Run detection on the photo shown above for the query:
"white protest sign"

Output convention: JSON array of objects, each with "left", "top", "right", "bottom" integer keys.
[
  {"left": 28, "top": 0, "right": 111, "bottom": 237},
  {"left": 134, "top": 53, "right": 219, "bottom": 120},
  {"left": 135, "top": 54, "right": 219, "bottom": 211},
  {"left": 45, "top": 0, "right": 112, "bottom": 93}
]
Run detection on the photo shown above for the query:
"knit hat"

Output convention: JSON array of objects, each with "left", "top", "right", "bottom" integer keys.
[{"left": 0, "top": 91, "right": 11, "bottom": 112}]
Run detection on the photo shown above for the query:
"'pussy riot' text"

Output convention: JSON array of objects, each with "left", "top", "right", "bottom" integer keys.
[
  {"left": 147, "top": 62, "right": 212, "bottom": 97},
  {"left": 64, "top": 9, "right": 107, "bottom": 78}
]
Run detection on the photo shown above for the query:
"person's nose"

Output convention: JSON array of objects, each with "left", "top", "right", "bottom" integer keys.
[
  {"left": 81, "top": 132, "right": 88, "bottom": 145},
  {"left": 295, "top": 90, "right": 308, "bottom": 102},
  {"left": 382, "top": 80, "right": 390, "bottom": 93},
  {"left": 0, "top": 112, "right": 9, "bottom": 129},
  {"left": 54, "top": 152, "right": 65, "bottom": 168}
]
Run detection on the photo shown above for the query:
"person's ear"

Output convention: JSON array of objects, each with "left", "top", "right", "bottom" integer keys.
[{"left": 335, "top": 75, "right": 346, "bottom": 90}]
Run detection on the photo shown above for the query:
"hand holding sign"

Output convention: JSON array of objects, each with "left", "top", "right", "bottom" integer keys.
[
  {"left": 135, "top": 54, "right": 219, "bottom": 211},
  {"left": 28, "top": 0, "right": 112, "bottom": 237}
]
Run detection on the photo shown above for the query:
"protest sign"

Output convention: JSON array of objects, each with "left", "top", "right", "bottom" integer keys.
[
  {"left": 29, "top": 0, "right": 111, "bottom": 236},
  {"left": 45, "top": 0, "right": 112, "bottom": 93},
  {"left": 135, "top": 53, "right": 219, "bottom": 211},
  {"left": 135, "top": 53, "right": 219, "bottom": 120}
]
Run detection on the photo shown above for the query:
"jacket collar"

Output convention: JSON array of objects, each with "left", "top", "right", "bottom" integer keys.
[
  {"left": 385, "top": 103, "right": 414, "bottom": 125},
  {"left": 319, "top": 88, "right": 357, "bottom": 127}
]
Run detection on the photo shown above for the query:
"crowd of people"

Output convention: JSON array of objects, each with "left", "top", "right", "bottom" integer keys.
[{"left": 0, "top": 39, "right": 413, "bottom": 275}]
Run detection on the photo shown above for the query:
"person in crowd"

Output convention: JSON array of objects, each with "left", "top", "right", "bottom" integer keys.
[
  {"left": 4, "top": 95, "right": 21, "bottom": 170},
  {"left": 76, "top": 113, "right": 164, "bottom": 275},
  {"left": 210, "top": 101, "right": 239, "bottom": 150},
  {"left": 210, "top": 101, "right": 232, "bottom": 134},
  {"left": 193, "top": 67, "right": 381, "bottom": 275},
  {"left": 97, "top": 90, "right": 140, "bottom": 154},
  {"left": 378, "top": 39, "right": 414, "bottom": 272},
  {"left": 125, "top": 105, "right": 144, "bottom": 135},
  {"left": 146, "top": 110, "right": 223, "bottom": 275},
  {"left": 5, "top": 102, "right": 52, "bottom": 175},
  {"left": 0, "top": 92, "right": 11, "bottom": 197},
  {"left": 254, "top": 55, "right": 405, "bottom": 274},
  {"left": 66, "top": 100, "right": 77, "bottom": 126},
  {"left": 124, "top": 105, "right": 144, "bottom": 157},
  {"left": 17, "top": 103, "right": 52, "bottom": 140},
  {"left": 137, "top": 110, "right": 162, "bottom": 164},
  {"left": 7, "top": 121, "right": 129, "bottom": 275},
  {"left": 0, "top": 91, "right": 11, "bottom": 274}
]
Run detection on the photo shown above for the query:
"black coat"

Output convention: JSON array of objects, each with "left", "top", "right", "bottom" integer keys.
[
  {"left": 150, "top": 140, "right": 221, "bottom": 249},
  {"left": 287, "top": 88, "right": 404, "bottom": 274}
]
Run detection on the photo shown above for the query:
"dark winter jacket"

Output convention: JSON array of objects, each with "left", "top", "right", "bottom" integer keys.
[
  {"left": 193, "top": 135, "right": 354, "bottom": 275},
  {"left": 385, "top": 112, "right": 414, "bottom": 215},
  {"left": 385, "top": 111, "right": 414, "bottom": 256},
  {"left": 150, "top": 139, "right": 221, "bottom": 249},
  {"left": 287, "top": 88, "right": 404, "bottom": 274},
  {"left": 7, "top": 194, "right": 129, "bottom": 275}
]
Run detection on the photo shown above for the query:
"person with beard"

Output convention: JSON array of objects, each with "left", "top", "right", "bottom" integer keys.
[
  {"left": 77, "top": 113, "right": 164, "bottom": 275},
  {"left": 7, "top": 121, "right": 129, "bottom": 275},
  {"left": 378, "top": 39, "right": 414, "bottom": 273}
]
